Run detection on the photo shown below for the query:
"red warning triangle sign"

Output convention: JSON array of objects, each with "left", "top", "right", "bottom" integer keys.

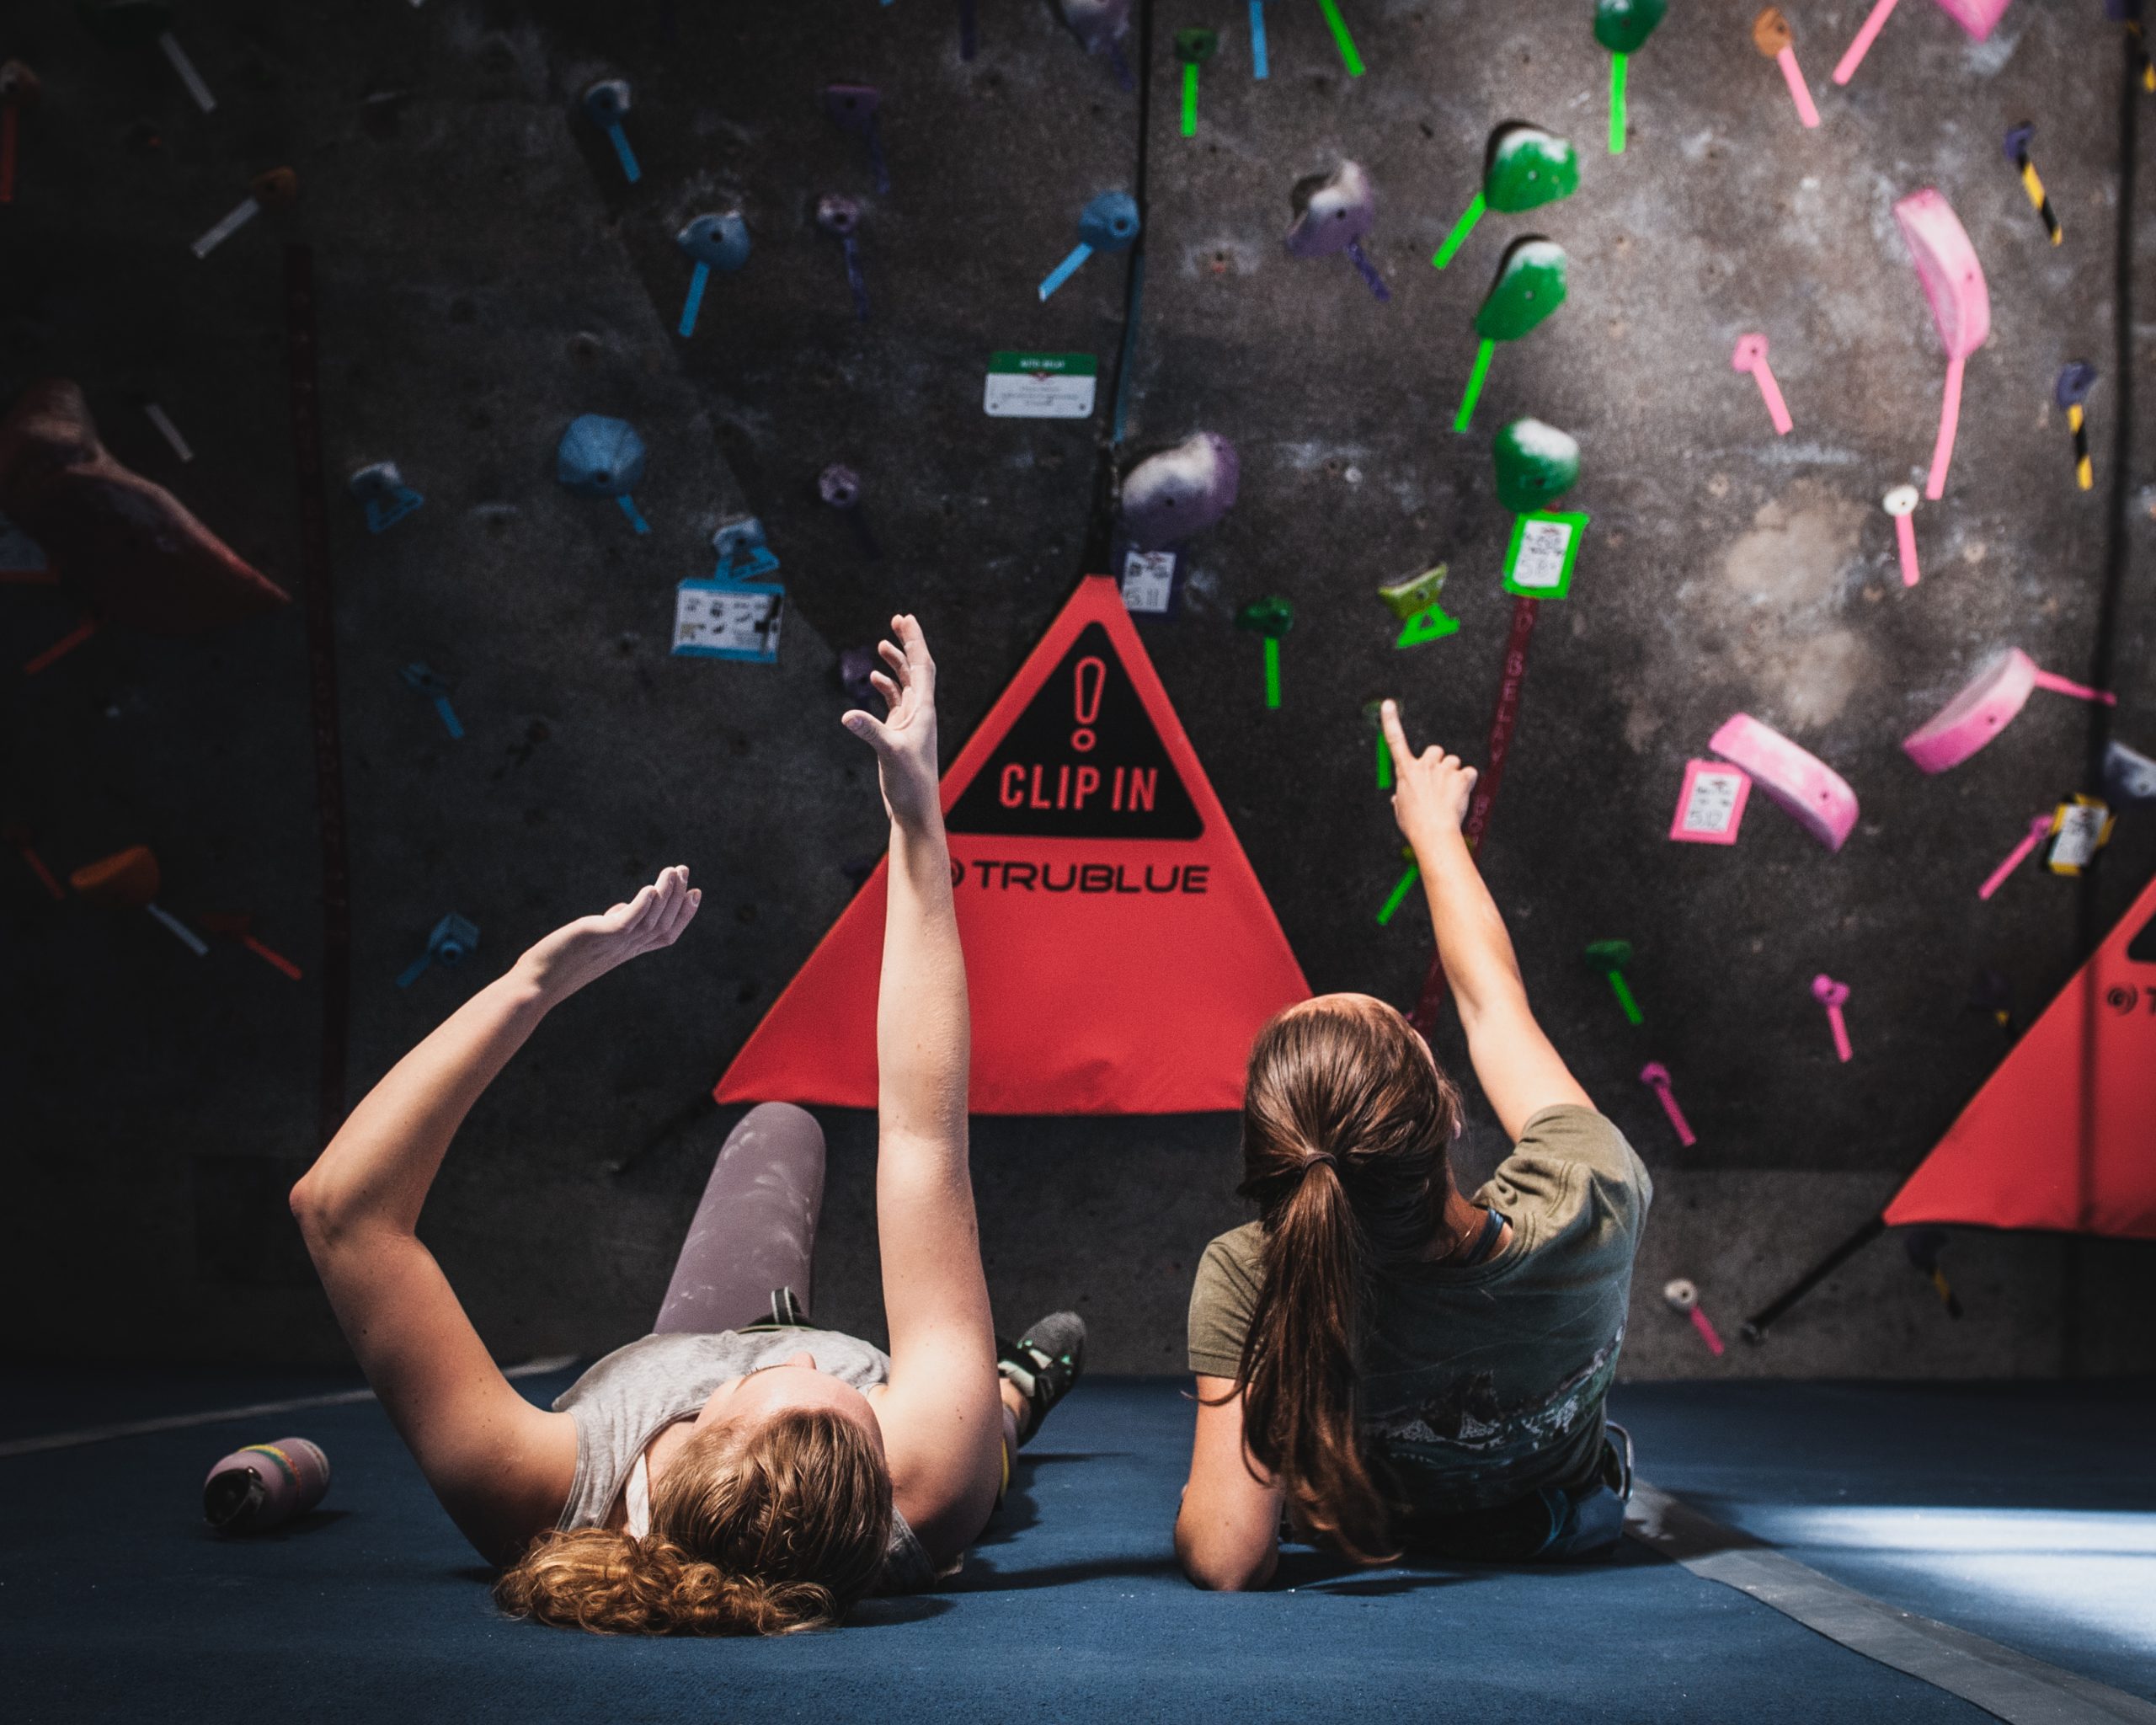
[
  {"left": 1884, "top": 868, "right": 2156, "bottom": 1239},
  {"left": 716, "top": 576, "right": 1311, "bottom": 1114}
]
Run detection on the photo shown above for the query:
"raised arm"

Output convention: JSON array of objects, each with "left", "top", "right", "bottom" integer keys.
[
  {"left": 288, "top": 869, "right": 700, "bottom": 1562},
  {"left": 843, "top": 615, "right": 1003, "bottom": 1555},
  {"left": 1380, "top": 701, "right": 1591, "bottom": 1140}
]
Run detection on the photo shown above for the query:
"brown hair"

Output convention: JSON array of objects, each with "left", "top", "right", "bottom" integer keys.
[
  {"left": 494, "top": 1408, "right": 892, "bottom": 1636},
  {"left": 1227, "top": 998, "right": 1464, "bottom": 1561}
]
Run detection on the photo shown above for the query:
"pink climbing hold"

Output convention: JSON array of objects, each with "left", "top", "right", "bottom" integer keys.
[
  {"left": 1977, "top": 813, "right": 2053, "bottom": 901},
  {"left": 1732, "top": 334, "right": 1793, "bottom": 435},
  {"left": 1812, "top": 973, "right": 1853, "bottom": 1063},
  {"left": 1834, "top": 0, "right": 2013, "bottom": 85},
  {"left": 1708, "top": 713, "right": 1860, "bottom": 852},
  {"left": 1641, "top": 1062, "right": 1697, "bottom": 1146},
  {"left": 1903, "top": 649, "right": 2116, "bottom": 775},
  {"left": 1893, "top": 190, "right": 1988, "bottom": 501}
]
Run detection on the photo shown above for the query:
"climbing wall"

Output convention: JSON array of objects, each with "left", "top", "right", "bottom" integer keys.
[{"left": 3, "top": 0, "right": 2153, "bottom": 1376}]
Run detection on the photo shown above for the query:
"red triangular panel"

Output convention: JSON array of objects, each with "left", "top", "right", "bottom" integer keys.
[
  {"left": 1885, "top": 869, "right": 2156, "bottom": 1238},
  {"left": 716, "top": 577, "right": 1312, "bottom": 1114}
]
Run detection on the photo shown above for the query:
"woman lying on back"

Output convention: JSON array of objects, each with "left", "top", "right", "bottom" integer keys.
[
  {"left": 1175, "top": 701, "right": 1652, "bottom": 1587},
  {"left": 291, "top": 616, "right": 1083, "bottom": 1633}
]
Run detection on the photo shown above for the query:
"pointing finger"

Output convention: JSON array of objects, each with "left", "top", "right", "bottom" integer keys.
[{"left": 1379, "top": 698, "right": 1412, "bottom": 765}]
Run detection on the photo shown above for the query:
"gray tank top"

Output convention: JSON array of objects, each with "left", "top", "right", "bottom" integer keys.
[{"left": 552, "top": 1327, "right": 939, "bottom": 1594}]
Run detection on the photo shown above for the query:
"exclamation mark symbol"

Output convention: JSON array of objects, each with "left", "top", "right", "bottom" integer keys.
[{"left": 1071, "top": 657, "right": 1105, "bottom": 753}]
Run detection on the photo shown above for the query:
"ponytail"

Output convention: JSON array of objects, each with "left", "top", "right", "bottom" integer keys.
[
  {"left": 1229, "top": 1000, "right": 1462, "bottom": 1562},
  {"left": 1235, "top": 1155, "right": 1394, "bottom": 1560},
  {"left": 496, "top": 1407, "right": 891, "bottom": 1636}
]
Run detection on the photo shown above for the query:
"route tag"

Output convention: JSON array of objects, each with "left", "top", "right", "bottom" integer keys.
[
  {"left": 1120, "top": 547, "right": 1177, "bottom": 614},
  {"left": 1670, "top": 759, "right": 1751, "bottom": 844},
  {"left": 674, "top": 575, "right": 784, "bottom": 663},
  {"left": 1502, "top": 510, "right": 1588, "bottom": 598},
  {"left": 2047, "top": 796, "right": 2114, "bottom": 874},
  {"left": 985, "top": 351, "right": 1097, "bottom": 419}
]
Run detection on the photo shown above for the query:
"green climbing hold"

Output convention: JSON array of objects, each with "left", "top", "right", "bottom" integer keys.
[
  {"left": 1486, "top": 125, "right": 1580, "bottom": 215},
  {"left": 1593, "top": 0, "right": 1667, "bottom": 54},
  {"left": 1492, "top": 419, "right": 1581, "bottom": 514},
  {"left": 1474, "top": 238, "right": 1568, "bottom": 342},
  {"left": 1378, "top": 564, "right": 1449, "bottom": 622},
  {"left": 1236, "top": 595, "right": 1294, "bottom": 637},
  {"left": 1174, "top": 27, "right": 1220, "bottom": 64}
]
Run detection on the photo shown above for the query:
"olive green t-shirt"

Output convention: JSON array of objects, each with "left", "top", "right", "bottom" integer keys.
[{"left": 1187, "top": 1104, "right": 1652, "bottom": 1515}]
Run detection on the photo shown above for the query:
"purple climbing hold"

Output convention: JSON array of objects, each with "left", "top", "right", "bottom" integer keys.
[
  {"left": 1286, "top": 161, "right": 1389, "bottom": 301},
  {"left": 1120, "top": 432, "right": 1239, "bottom": 550}
]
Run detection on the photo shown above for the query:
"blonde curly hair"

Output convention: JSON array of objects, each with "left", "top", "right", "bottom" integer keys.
[{"left": 495, "top": 1408, "right": 892, "bottom": 1636}]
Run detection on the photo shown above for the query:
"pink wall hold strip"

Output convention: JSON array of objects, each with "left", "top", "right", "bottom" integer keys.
[
  {"left": 1708, "top": 713, "right": 1860, "bottom": 851},
  {"left": 1977, "top": 813, "right": 2052, "bottom": 900},
  {"left": 1894, "top": 513, "right": 1921, "bottom": 585},
  {"left": 2030, "top": 669, "right": 2116, "bottom": 706},
  {"left": 1812, "top": 973, "right": 1853, "bottom": 1062},
  {"left": 1926, "top": 354, "right": 1965, "bottom": 500},
  {"left": 1833, "top": 0, "right": 1902, "bottom": 82},
  {"left": 1732, "top": 334, "right": 1793, "bottom": 435},
  {"left": 1777, "top": 47, "right": 1822, "bottom": 126},
  {"left": 1641, "top": 1062, "right": 1697, "bottom": 1146}
]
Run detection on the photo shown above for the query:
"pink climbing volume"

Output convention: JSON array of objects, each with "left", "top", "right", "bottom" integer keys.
[
  {"left": 1707, "top": 713, "right": 1860, "bottom": 852},
  {"left": 1893, "top": 190, "right": 1988, "bottom": 500},
  {"left": 1977, "top": 813, "right": 2052, "bottom": 900},
  {"left": 1903, "top": 649, "right": 2116, "bottom": 775},
  {"left": 1732, "top": 334, "right": 1792, "bottom": 435},
  {"left": 1812, "top": 974, "right": 1852, "bottom": 1062}
]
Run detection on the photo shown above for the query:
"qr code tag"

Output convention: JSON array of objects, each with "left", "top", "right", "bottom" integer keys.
[
  {"left": 1670, "top": 761, "right": 1751, "bottom": 845},
  {"left": 1510, "top": 519, "right": 1573, "bottom": 590},
  {"left": 2047, "top": 800, "right": 2111, "bottom": 873},
  {"left": 1120, "top": 548, "right": 1177, "bottom": 615},
  {"left": 673, "top": 579, "right": 784, "bottom": 663}
]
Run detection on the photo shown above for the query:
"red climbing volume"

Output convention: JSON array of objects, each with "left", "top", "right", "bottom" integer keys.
[
  {"left": 1884, "top": 868, "right": 2156, "bottom": 1238},
  {"left": 716, "top": 575, "right": 1311, "bottom": 1113}
]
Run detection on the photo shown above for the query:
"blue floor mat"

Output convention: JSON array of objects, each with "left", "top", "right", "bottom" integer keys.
[
  {"left": 3, "top": 1371, "right": 2145, "bottom": 1724},
  {"left": 1610, "top": 1379, "right": 2156, "bottom": 1703}
]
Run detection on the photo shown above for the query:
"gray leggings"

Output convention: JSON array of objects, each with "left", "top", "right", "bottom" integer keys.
[{"left": 653, "top": 1103, "right": 825, "bottom": 1334}]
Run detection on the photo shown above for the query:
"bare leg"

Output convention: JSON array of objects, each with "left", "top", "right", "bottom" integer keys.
[{"left": 653, "top": 1103, "right": 825, "bottom": 1334}]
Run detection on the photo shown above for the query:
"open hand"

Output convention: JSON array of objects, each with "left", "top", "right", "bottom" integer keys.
[
  {"left": 514, "top": 865, "right": 701, "bottom": 1002},
  {"left": 1380, "top": 699, "right": 1479, "bottom": 852},
  {"left": 843, "top": 613, "right": 942, "bottom": 830}
]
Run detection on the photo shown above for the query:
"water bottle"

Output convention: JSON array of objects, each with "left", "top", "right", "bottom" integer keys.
[{"left": 202, "top": 1436, "right": 331, "bottom": 1533}]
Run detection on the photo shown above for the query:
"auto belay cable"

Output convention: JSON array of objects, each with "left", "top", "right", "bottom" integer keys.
[{"left": 1407, "top": 596, "right": 1539, "bottom": 1036}]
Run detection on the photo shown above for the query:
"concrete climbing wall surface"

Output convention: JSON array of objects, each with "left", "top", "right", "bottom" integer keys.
[{"left": 3, "top": 0, "right": 2152, "bottom": 1377}]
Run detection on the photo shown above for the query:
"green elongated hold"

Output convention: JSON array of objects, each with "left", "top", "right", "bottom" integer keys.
[
  {"left": 1593, "top": 0, "right": 1666, "bottom": 54},
  {"left": 1474, "top": 238, "right": 1568, "bottom": 342},
  {"left": 1174, "top": 27, "right": 1219, "bottom": 64},
  {"left": 1492, "top": 419, "right": 1581, "bottom": 514},
  {"left": 1486, "top": 124, "right": 1580, "bottom": 214},
  {"left": 1239, "top": 598, "right": 1291, "bottom": 707}
]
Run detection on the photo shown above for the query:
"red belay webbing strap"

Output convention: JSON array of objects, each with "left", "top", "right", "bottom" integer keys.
[
  {"left": 1409, "top": 596, "right": 1540, "bottom": 1037},
  {"left": 284, "top": 245, "right": 352, "bottom": 1146}
]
